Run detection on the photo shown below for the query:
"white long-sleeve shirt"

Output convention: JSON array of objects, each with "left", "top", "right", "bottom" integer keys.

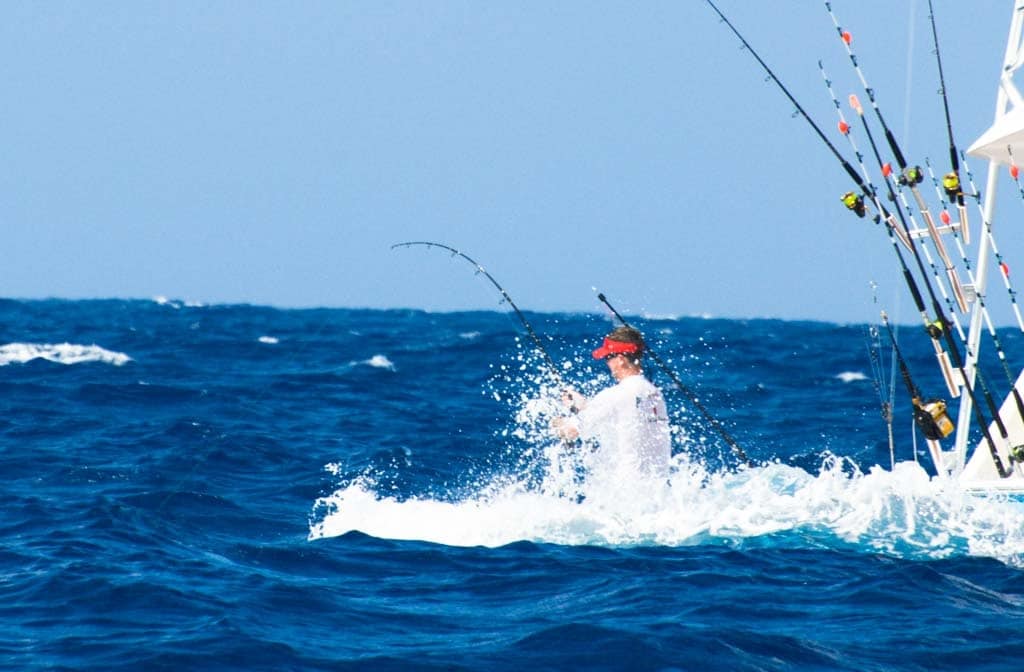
[{"left": 572, "top": 374, "right": 671, "bottom": 481}]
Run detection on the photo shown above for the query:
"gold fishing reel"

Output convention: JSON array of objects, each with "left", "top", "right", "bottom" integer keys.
[{"left": 912, "top": 398, "right": 955, "bottom": 441}]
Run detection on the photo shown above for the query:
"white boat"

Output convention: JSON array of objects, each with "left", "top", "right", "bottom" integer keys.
[{"left": 951, "top": 1, "right": 1024, "bottom": 492}]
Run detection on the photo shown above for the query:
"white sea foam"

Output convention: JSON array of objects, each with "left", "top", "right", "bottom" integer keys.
[
  {"left": 0, "top": 343, "right": 132, "bottom": 367},
  {"left": 309, "top": 452, "right": 1024, "bottom": 567},
  {"left": 310, "top": 360, "right": 1024, "bottom": 567},
  {"left": 364, "top": 354, "right": 395, "bottom": 370},
  {"left": 258, "top": 336, "right": 279, "bottom": 344},
  {"left": 153, "top": 296, "right": 204, "bottom": 309},
  {"left": 152, "top": 295, "right": 182, "bottom": 309},
  {"left": 836, "top": 371, "right": 868, "bottom": 383},
  {"left": 460, "top": 331, "right": 481, "bottom": 340}
]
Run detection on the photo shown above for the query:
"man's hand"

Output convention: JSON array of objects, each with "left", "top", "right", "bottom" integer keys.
[{"left": 550, "top": 416, "right": 580, "bottom": 441}]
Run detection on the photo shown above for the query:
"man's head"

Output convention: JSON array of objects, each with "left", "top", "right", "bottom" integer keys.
[{"left": 592, "top": 326, "right": 646, "bottom": 370}]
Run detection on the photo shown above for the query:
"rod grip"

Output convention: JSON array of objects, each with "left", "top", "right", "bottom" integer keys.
[
  {"left": 885, "top": 129, "right": 908, "bottom": 169},
  {"left": 904, "top": 269, "right": 926, "bottom": 313}
]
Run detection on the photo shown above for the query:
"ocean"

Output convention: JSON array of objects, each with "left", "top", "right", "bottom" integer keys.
[{"left": 3, "top": 298, "right": 1023, "bottom": 671}]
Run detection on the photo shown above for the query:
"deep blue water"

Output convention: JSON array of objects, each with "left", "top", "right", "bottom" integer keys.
[{"left": 3, "top": 299, "right": 1023, "bottom": 671}]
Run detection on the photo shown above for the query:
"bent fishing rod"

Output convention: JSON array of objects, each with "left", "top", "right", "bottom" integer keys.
[
  {"left": 595, "top": 291, "right": 751, "bottom": 467},
  {"left": 391, "top": 241, "right": 564, "bottom": 384}
]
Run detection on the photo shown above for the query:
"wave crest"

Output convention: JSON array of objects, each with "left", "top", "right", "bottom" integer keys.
[{"left": 0, "top": 342, "right": 132, "bottom": 367}]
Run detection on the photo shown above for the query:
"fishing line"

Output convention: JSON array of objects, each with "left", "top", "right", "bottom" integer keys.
[
  {"left": 593, "top": 291, "right": 751, "bottom": 467},
  {"left": 391, "top": 241, "right": 565, "bottom": 385}
]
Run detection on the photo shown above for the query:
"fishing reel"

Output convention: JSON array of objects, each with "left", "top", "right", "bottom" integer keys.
[
  {"left": 925, "top": 319, "right": 944, "bottom": 340},
  {"left": 841, "top": 191, "right": 866, "bottom": 218},
  {"left": 942, "top": 172, "right": 962, "bottom": 202},
  {"left": 899, "top": 165, "right": 925, "bottom": 187},
  {"left": 912, "top": 398, "right": 955, "bottom": 441},
  {"left": 1009, "top": 444, "right": 1024, "bottom": 465}
]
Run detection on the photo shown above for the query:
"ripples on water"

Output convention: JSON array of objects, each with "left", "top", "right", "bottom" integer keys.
[{"left": 2, "top": 299, "right": 1023, "bottom": 671}]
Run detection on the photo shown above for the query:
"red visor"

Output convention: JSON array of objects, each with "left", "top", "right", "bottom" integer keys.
[{"left": 592, "top": 338, "right": 640, "bottom": 360}]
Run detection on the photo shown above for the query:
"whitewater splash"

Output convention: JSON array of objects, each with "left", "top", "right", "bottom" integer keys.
[
  {"left": 0, "top": 343, "right": 132, "bottom": 367},
  {"left": 309, "top": 452, "right": 1024, "bottom": 567},
  {"left": 310, "top": 354, "right": 1024, "bottom": 567}
]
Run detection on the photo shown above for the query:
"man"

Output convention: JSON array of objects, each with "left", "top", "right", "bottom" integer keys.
[{"left": 553, "top": 326, "right": 672, "bottom": 482}]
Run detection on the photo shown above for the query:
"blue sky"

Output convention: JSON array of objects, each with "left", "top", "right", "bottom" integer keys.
[{"left": 3, "top": 1, "right": 1021, "bottom": 324}]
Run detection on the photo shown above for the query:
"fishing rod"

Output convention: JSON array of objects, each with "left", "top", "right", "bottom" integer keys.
[
  {"left": 961, "top": 153, "right": 1024, "bottom": 331},
  {"left": 825, "top": 3, "right": 1011, "bottom": 427},
  {"left": 925, "top": 156, "right": 1024, "bottom": 405},
  {"left": 594, "top": 291, "right": 751, "bottom": 467},
  {"left": 709, "top": 2, "right": 1011, "bottom": 475},
  {"left": 704, "top": 0, "right": 948, "bottom": 345},
  {"left": 926, "top": 0, "right": 970, "bottom": 238},
  {"left": 866, "top": 323, "right": 896, "bottom": 469},
  {"left": 879, "top": 311, "right": 954, "bottom": 449},
  {"left": 704, "top": 0, "right": 868, "bottom": 195},
  {"left": 819, "top": 56, "right": 960, "bottom": 394},
  {"left": 706, "top": 0, "right": 968, "bottom": 424},
  {"left": 865, "top": 283, "right": 897, "bottom": 469},
  {"left": 704, "top": 1, "right": 954, "bottom": 344},
  {"left": 826, "top": 2, "right": 968, "bottom": 314},
  {"left": 927, "top": 161, "right": 1024, "bottom": 410},
  {"left": 926, "top": 157, "right": 973, "bottom": 283},
  {"left": 391, "top": 241, "right": 564, "bottom": 383},
  {"left": 825, "top": 2, "right": 907, "bottom": 171},
  {"left": 848, "top": 93, "right": 1012, "bottom": 477},
  {"left": 1007, "top": 145, "right": 1024, "bottom": 208},
  {"left": 821, "top": 61, "right": 967, "bottom": 340}
]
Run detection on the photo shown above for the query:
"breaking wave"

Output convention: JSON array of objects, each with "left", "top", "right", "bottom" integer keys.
[{"left": 0, "top": 342, "right": 132, "bottom": 367}]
